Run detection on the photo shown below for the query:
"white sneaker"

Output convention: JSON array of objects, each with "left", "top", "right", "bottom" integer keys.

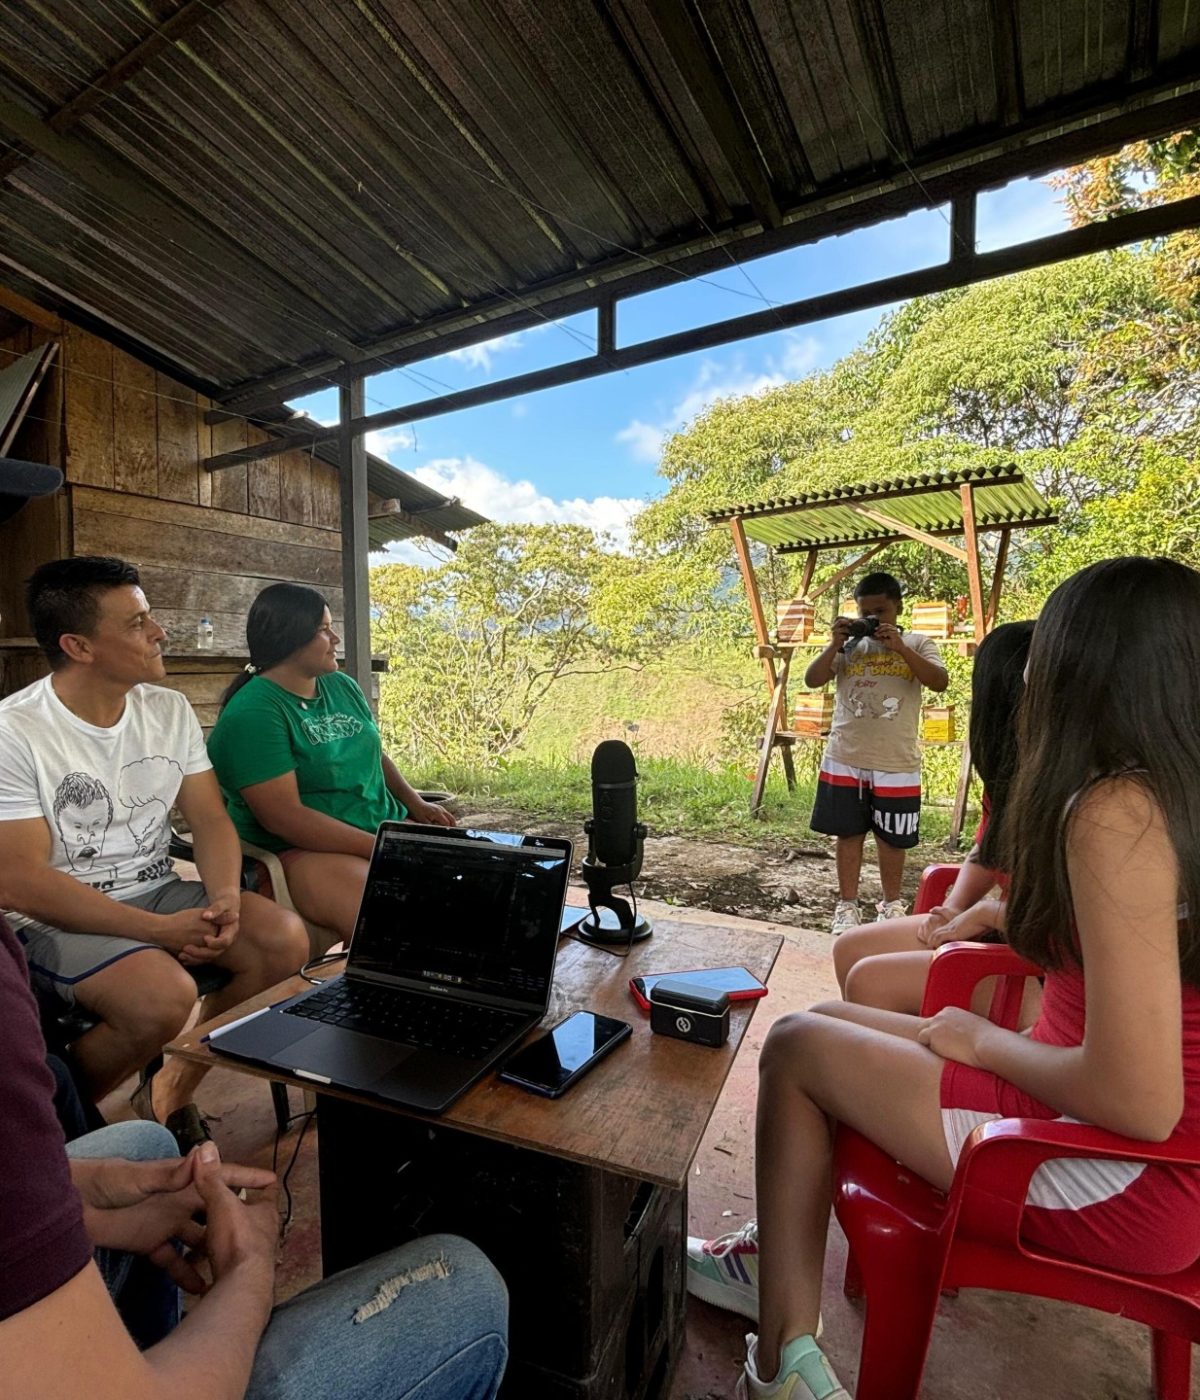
[
  {"left": 876, "top": 899, "right": 908, "bottom": 921},
  {"left": 737, "top": 1333, "right": 850, "bottom": 1400},
  {"left": 830, "top": 900, "right": 861, "bottom": 935},
  {"left": 686, "top": 1219, "right": 759, "bottom": 1319}
]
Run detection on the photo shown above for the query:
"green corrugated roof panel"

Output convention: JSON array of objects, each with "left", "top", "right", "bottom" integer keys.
[{"left": 705, "top": 466, "right": 1056, "bottom": 551}]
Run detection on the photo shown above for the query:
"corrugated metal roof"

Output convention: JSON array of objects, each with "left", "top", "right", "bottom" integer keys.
[
  {"left": 264, "top": 410, "right": 489, "bottom": 548},
  {"left": 0, "top": 0, "right": 1196, "bottom": 411},
  {"left": 706, "top": 465, "right": 1056, "bottom": 550}
]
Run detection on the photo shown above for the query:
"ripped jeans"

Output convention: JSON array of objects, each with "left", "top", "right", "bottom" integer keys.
[{"left": 65, "top": 1122, "right": 509, "bottom": 1400}]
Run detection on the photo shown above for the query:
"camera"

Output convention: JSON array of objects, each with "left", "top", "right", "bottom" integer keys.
[{"left": 845, "top": 616, "right": 880, "bottom": 640}]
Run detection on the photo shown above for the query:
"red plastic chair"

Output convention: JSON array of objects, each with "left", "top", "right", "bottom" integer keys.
[
  {"left": 912, "top": 863, "right": 960, "bottom": 915},
  {"left": 832, "top": 942, "right": 1200, "bottom": 1399}
]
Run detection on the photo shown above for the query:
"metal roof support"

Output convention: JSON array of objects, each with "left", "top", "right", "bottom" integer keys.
[
  {"left": 203, "top": 189, "right": 1200, "bottom": 473},
  {"left": 339, "top": 377, "right": 371, "bottom": 691}
]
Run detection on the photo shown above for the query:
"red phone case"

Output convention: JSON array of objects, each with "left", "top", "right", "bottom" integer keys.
[{"left": 628, "top": 967, "right": 768, "bottom": 1013}]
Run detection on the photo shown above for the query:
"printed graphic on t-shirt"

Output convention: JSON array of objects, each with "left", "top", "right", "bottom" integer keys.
[
  {"left": 301, "top": 713, "right": 364, "bottom": 745},
  {"left": 841, "top": 649, "right": 914, "bottom": 723},
  {"left": 51, "top": 754, "right": 183, "bottom": 890}
]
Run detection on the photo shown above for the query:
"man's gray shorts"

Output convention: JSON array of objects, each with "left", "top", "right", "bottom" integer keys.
[{"left": 16, "top": 878, "right": 228, "bottom": 1006}]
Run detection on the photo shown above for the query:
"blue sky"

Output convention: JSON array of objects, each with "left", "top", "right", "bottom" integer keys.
[{"left": 290, "top": 175, "right": 1070, "bottom": 565}]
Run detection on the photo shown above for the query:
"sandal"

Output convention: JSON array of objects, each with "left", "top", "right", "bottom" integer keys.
[{"left": 130, "top": 1056, "right": 212, "bottom": 1154}]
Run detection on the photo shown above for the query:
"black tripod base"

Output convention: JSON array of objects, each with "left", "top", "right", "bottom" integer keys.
[{"left": 576, "top": 908, "right": 653, "bottom": 944}]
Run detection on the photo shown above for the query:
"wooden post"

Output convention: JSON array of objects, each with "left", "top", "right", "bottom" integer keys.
[
  {"left": 959, "top": 483, "right": 986, "bottom": 643},
  {"left": 985, "top": 528, "right": 1011, "bottom": 631},
  {"left": 339, "top": 378, "right": 371, "bottom": 690},
  {"left": 750, "top": 651, "right": 792, "bottom": 816},
  {"left": 799, "top": 547, "right": 819, "bottom": 597},
  {"left": 807, "top": 541, "right": 890, "bottom": 601},
  {"left": 730, "top": 517, "right": 777, "bottom": 697}
]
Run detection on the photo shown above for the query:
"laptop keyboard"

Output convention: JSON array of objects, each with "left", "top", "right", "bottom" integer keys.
[{"left": 284, "top": 979, "right": 526, "bottom": 1060}]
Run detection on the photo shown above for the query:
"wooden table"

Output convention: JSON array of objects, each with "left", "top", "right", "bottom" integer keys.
[{"left": 170, "top": 910, "right": 782, "bottom": 1399}]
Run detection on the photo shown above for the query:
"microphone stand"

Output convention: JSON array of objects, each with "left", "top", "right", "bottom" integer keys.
[{"left": 576, "top": 817, "right": 653, "bottom": 945}]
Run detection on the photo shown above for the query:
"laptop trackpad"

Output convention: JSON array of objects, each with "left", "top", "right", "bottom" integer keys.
[{"left": 285, "top": 1025, "right": 414, "bottom": 1086}]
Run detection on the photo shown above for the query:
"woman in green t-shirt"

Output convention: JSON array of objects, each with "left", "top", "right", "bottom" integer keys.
[{"left": 207, "top": 583, "right": 454, "bottom": 938}]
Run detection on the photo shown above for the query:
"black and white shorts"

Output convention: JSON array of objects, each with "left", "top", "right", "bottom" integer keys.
[{"left": 810, "top": 758, "right": 922, "bottom": 849}]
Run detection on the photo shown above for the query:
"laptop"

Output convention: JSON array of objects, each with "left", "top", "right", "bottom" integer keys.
[{"left": 209, "top": 821, "right": 573, "bottom": 1113}]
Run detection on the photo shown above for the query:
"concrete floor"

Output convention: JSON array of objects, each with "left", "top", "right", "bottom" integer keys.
[{"left": 129, "top": 891, "right": 1185, "bottom": 1400}]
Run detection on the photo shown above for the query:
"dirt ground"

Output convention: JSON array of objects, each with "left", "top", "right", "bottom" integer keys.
[{"left": 456, "top": 799, "right": 943, "bottom": 929}]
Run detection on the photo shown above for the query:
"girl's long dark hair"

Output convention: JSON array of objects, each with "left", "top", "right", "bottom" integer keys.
[
  {"left": 969, "top": 620, "right": 1035, "bottom": 870},
  {"left": 1001, "top": 557, "right": 1200, "bottom": 984},
  {"left": 219, "top": 583, "right": 329, "bottom": 710}
]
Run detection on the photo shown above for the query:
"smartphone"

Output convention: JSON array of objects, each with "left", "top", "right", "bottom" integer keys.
[
  {"left": 498, "top": 1010, "right": 632, "bottom": 1098},
  {"left": 629, "top": 966, "right": 768, "bottom": 1013}
]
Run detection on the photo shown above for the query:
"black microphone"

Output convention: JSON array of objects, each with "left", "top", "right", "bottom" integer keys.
[
  {"left": 590, "top": 739, "right": 642, "bottom": 871},
  {"left": 577, "top": 740, "right": 652, "bottom": 945}
]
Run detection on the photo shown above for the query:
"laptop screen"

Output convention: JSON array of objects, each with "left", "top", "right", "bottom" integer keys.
[{"left": 347, "top": 824, "right": 571, "bottom": 1010}]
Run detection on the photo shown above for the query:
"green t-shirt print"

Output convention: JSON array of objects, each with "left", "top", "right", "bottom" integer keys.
[{"left": 206, "top": 670, "right": 405, "bottom": 853}]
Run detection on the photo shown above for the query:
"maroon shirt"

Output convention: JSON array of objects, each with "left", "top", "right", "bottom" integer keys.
[{"left": 0, "top": 916, "right": 92, "bottom": 1320}]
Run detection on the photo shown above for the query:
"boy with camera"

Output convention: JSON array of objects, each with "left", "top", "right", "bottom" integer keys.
[{"left": 803, "top": 571, "right": 948, "bottom": 934}]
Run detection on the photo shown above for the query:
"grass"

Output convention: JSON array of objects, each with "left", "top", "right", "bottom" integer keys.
[{"left": 408, "top": 752, "right": 967, "bottom": 850}]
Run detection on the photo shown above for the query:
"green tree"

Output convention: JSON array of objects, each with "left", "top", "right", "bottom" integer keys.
[{"left": 372, "top": 523, "right": 635, "bottom": 766}]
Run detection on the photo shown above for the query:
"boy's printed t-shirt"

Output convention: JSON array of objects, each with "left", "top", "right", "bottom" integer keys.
[
  {"left": 823, "top": 632, "right": 943, "bottom": 773},
  {"left": 0, "top": 678, "right": 210, "bottom": 927},
  {"left": 206, "top": 670, "right": 404, "bottom": 854}
]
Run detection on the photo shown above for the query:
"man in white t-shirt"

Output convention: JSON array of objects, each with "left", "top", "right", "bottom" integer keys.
[{"left": 0, "top": 556, "right": 308, "bottom": 1144}]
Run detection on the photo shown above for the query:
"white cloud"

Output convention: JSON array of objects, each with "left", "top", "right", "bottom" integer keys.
[
  {"left": 444, "top": 331, "right": 526, "bottom": 373},
  {"left": 616, "top": 334, "right": 821, "bottom": 463},
  {"left": 366, "top": 426, "right": 416, "bottom": 459},
  {"left": 371, "top": 455, "right": 642, "bottom": 565}
]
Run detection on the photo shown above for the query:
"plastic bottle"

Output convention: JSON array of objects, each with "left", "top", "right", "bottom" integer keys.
[{"left": 196, "top": 614, "right": 214, "bottom": 651}]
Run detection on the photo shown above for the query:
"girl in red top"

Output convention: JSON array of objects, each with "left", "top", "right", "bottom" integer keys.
[
  {"left": 733, "top": 558, "right": 1200, "bottom": 1400},
  {"left": 831, "top": 620, "right": 1034, "bottom": 1017}
]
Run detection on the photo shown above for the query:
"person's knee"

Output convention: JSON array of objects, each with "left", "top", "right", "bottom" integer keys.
[
  {"left": 419, "top": 1234, "right": 508, "bottom": 1331},
  {"left": 65, "top": 1119, "right": 178, "bottom": 1162},
  {"left": 85, "top": 955, "right": 196, "bottom": 1044},
  {"left": 832, "top": 927, "right": 871, "bottom": 989},
  {"left": 844, "top": 956, "right": 890, "bottom": 1009},
  {"left": 240, "top": 897, "right": 309, "bottom": 973},
  {"left": 760, "top": 1009, "right": 822, "bottom": 1076}
]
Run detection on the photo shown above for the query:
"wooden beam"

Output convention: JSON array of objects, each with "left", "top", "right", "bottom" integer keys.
[
  {"left": 644, "top": 0, "right": 783, "bottom": 228},
  {"left": 852, "top": 507, "right": 969, "bottom": 561},
  {"left": 730, "top": 517, "right": 778, "bottom": 701},
  {"left": 0, "top": 0, "right": 222, "bottom": 184},
  {"left": 798, "top": 548, "right": 819, "bottom": 598},
  {"left": 986, "top": 527, "right": 1011, "bottom": 630},
  {"left": 0, "top": 284, "right": 62, "bottom": 332},
  {"left": 951, "top": 193, "right": 977, "bottom": 262},
  {"left": 949, "top": 739, "right": 974, "bottom": 850},
  {"left": 960, "top": 485, "right": 987, "bottom": 643},
  {"left": 750, "top": 651, "right": 793, "bottom": 816},
  {"left": 207, "top": 187, "right": 1200, "bottom": 466},
  {"left": 368, "top": 498, "right": 456, "bottom": 551},
  {"left": 339, "top": 379, "right": 371, "bottom": 690},
  {"left": 807, "top": 542, "right": 889, "bottom": 601},
  {"left": 219, "top": 84, "right": 1200, "bottom": 412}
]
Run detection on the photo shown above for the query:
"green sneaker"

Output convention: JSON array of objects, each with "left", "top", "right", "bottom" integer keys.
[{"left": 737, "top": 1333, "right": 850, "bottom": 1400}]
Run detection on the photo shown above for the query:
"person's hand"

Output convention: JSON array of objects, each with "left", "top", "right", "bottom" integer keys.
[
  {"left": 198, "top": 889, "right": 242, "bottom": 955},
  {"left": 408, "top": 798, "right": 457, "bottom": 827},
  {"left": 75, "top": 1149, "right": 276, "bottom": 1294},
  {"left": 872, "top": 620, "right": 906, "bottom": 653},
  {"left": 926, "top": 901, "right": 998, "bottom": 947},
  {"left": 916, "top": 1006, "right": 996, "bottom": 1068},
  {"left": 157, "top": 907, "right": 224, "bottom": 963},
  {"left": 915, "top": 905, "right": 955, "bottom": 947},
  {"left": 192, "top": 1141, "right": 281, "bottom": 1290},
  {"left": 831, "top": 616, "right": 853, "bottom": 649}
]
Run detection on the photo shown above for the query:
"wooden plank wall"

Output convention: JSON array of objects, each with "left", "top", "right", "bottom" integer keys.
[
  {"left": 0, "top": 300, "right": 366, "bottom": 730},
  {"left": 0, "top": 301, "right": 68, "bottom": 635}
]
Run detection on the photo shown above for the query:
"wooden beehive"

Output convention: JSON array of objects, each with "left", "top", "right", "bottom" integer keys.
[
  {"left": 921, "top": 704, "right": 957, "bottom": 742},
  {"left": 793, "top": 690, "right": 835, "bottom": 737},
  {"left": 911, "top": 600, "right": 953, "bottom": 638},
  {"left": 775, "top": 597, "right": 815, "bottom": 643}
]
